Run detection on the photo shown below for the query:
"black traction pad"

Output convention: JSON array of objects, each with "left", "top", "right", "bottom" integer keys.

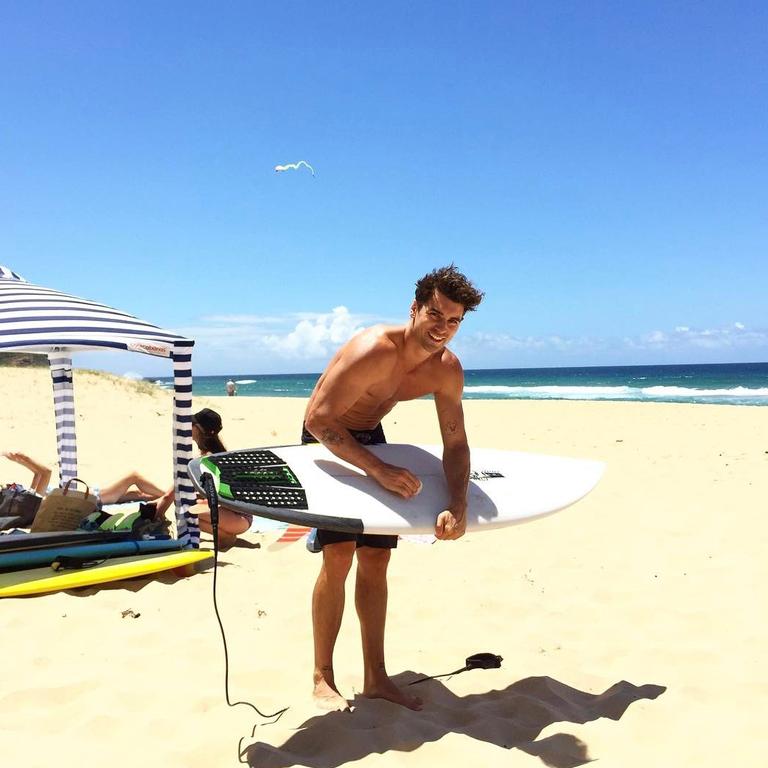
[{"left": 207, "top": 450, "right": 309, "bottom": 509}]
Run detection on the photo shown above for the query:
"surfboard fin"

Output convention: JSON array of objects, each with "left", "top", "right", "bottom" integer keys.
[{"left": 50, "top": 556, "right": 107, "bottom": 571}]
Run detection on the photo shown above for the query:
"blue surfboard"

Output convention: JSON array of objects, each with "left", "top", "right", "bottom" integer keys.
[
  {"left": 0, "top": 530, "right": 137, "bottom": 554},
  {"left": 0, "top": 538, "right": 182, "bottom": 570}
]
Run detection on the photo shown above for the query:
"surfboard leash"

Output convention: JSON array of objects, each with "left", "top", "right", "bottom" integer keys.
[
  {"left": 407, "top": 652, "right": 503, "bottom": 685},
  {"left": 200, "top": 472, "right": 289, "bottom": 724}
]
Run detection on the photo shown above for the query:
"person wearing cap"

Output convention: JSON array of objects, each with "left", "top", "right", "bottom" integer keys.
[
  {"left": 157, "top": 408, "right": 253, "bottom": 546},
  {"left": 191, "top": 407, "right": 226, "bottom": 453}
]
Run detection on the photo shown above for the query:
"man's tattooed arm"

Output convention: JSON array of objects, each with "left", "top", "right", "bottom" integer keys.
[{"left": 320, "top": 428, "right": 345, "bottom": 446}]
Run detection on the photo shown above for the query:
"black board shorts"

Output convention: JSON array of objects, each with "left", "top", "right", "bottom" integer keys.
[{"left": 301, "top": 422, "right": 398, "bottom": 550}]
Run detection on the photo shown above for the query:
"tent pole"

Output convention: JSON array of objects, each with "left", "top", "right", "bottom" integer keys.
[
  {"left": 47, "top": 353, "right": 77, "bottom": 486},
  {"left": 171, "top": 341, "right": 198, "bottom": 547}
]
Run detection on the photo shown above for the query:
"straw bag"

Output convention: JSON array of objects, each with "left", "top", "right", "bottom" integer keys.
[{"left": 31, "top": 478, "right": 99, "bottom": 533}]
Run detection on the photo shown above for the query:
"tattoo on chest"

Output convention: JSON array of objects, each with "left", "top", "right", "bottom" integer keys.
[{"left": 320, "top": 428, "right": 345, "bottom": 446}]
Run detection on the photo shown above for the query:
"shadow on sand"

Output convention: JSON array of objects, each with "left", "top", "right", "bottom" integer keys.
[{"left": 241, "top": 673, "right": 665, "bottom": 768}]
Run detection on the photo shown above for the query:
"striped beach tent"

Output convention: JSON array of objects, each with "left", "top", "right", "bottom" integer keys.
[{"left": 0, "top": 265, "right": 200, "bottom": 547}]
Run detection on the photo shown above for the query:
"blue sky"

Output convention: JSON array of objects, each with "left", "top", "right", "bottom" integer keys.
[{"left": 1, "top": 1, "right": 766, "bottom": 377}]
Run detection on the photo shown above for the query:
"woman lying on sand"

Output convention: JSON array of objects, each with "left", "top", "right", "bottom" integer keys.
[{"left": 3, "top": 450, "right": 165, "bottom": 505}]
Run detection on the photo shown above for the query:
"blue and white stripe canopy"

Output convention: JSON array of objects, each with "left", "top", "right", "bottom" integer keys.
[
  {"left": 0, "top": 265, "right": 188, "bottom": 356},
  {"left": 0, "top": 266, "right": 199, "bottom": 547}
]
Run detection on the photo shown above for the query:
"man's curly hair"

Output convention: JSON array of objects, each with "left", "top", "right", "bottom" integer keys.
[{"left": 414, "top": 264, "right": 484, "bottom": 313}]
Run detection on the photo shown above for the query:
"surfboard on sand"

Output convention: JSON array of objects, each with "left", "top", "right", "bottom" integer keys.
[
  {"left": 0, "top": 550, "right": 213, "bottom": 598},
  {"left": 0, "top": 530, "right": 138, "bottom": 554},
  {"left": 189, "top": 443, "right": 605, "bottom": 536},
  {"left": 0, "top": 537, "right": 182, "bottom": 570}
]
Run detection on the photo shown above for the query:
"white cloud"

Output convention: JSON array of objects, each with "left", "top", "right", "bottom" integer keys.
[
  {"left": 633, "top": 323, "right": 768, "bottom": 351},
  {"left": 166, "top": 308, "right": 768, "bottom": 374},
  {"left": 176, "top": 306, "right": 370, "bottom": 363},
  {"left": 201, "top": 314, "right": 286, "bottom": 325},
  {"left": 460, "top": 322, "right": 768, "bottom": 359},
  {"left": 640, "top": 330, "right": 668, "bottom": 346},
  {"left": 77, "top": 315, "right": 768, "bottom": 377},
  {"left": 455, "top": 331, "right": 598, "bottom": 354},
  {"left": 262, "top": 306, "right": 365, "bottom": 358}
]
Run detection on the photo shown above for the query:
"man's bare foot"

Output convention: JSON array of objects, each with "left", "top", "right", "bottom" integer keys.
[
  {"left": 362, "top": 677, "right": 423, "bottom": 710},
  {"left": 313, "top": 676, "right": 350, "bottom": 712}
]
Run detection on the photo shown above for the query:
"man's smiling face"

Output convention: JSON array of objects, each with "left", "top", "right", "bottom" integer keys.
[{"left": 411, "top": 289, "right": 465, "bottom": 352}]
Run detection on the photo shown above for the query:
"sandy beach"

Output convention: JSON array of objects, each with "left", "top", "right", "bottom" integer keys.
[{"left": 1, "top": 366, "right": 766, "bottom": 767}]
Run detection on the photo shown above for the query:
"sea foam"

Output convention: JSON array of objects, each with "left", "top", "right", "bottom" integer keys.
[{"left": 462, "top": 384, "right": 768, "bottom": 405}]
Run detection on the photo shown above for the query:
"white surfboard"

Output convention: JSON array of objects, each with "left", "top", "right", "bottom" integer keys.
[{"left": 188, "top": 444, "right": 605, "bottom": 535}]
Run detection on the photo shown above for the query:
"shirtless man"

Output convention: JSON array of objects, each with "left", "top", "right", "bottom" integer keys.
[{"left": 302, "top": 265, "right": 484, "bottom": 712}]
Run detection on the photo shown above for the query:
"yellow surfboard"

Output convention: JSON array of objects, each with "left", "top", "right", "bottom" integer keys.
[{"left": 0, "top": 550, "right": 214, "bottom": 598}]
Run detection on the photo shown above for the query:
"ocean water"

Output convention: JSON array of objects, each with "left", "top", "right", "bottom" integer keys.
[{"left": 150, "top": 362, "right": 768, "bottom": 406}]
